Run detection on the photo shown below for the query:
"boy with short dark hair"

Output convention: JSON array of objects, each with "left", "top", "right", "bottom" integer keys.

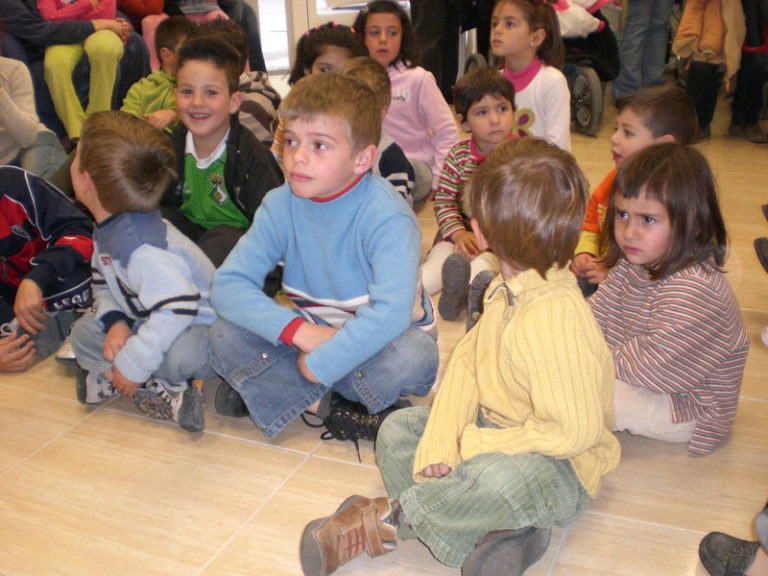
[
  {"left": 299, "top": 137, "right": 620, "bottom": 576},
  {"left": 120, "top": 15, "right": 197, "bottom": 134},
  {"left": 161, "top": 35, "right": 283, "bottom": 268},
  {"left": 570, "top": 85, "right": 697, "bottom": 290},
  {"left": 210, "top": 73, "right": 438, "bottom": 444},
  {"left": 336, "top": 56, "right": 416, "bottom": 206},
  {"left": 70, "top": 110, "right": 217, "bottom": 433},
  {"left": 421, "top": 66, "right": 516, "bottom": 327},
  {"left": 190, "top": 17, "right": 281, "bottom": 148}
]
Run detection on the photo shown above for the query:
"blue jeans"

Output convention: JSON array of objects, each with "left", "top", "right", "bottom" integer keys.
[
  {"left": 71, "top": 312, "right": 214, "bottom": 387},
  {"left": 210, "top": 318, "right": 438, "bottom": 438},
  {"left": 376, "top": 407, "right": 591, "bottom": 567},
  {"left": 611, "top": 0, "right": 674, "bottom": 99}
]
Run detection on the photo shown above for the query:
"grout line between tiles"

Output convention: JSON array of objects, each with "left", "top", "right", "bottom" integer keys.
[
  {"left": 193, "top": 447, "right": 321, "bottom": 576},
  {"left": 584, "top": 509, "right": 710, "bottom": 536},
  {"left": 547, "top": 524, "right": 571, "bottom": 576},
  {"left": 0, "top": 399, "right": 110, "bottom": 480}
]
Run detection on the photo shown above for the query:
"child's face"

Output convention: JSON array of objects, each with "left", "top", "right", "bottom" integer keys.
[
  {"left": 364, "top": 12, "right": 402, "bottom": 68},
  {"left": 610, "top": 109, "right": 662, "bottom": 168},
  {"left": 307, "top": 45, "right": 353, "bottom": 75},
  {"left": 613, "top": 191, "right": 672, "bottom": 269},
  {"left": 175, "top": 59, "right": 241, "bottom": 154},
  {"left": 461, "top": 94, "right": 515, "bottom": 157},
  {"left": 283, "top": 114, "right": 372, "bottom": 200},
  {"left": 490, "top": 1, "right": 543, "bottom": 69}
]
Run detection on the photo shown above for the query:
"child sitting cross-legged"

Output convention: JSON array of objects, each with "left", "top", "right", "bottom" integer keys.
[
  {"left": 299, "top": 137, "right": 621, "bottom": 576},
  {"left": 70, "top": 110, "right": 217, "bottom": 433},
  {"left": 421, "top": 66, "right": 516, "bottom": 328},
  {"left": 210, "top": 73, "right": 438, "bottom": 446}
]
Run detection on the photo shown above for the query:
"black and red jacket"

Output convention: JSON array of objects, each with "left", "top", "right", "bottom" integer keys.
[{"left": 1, "top": 166, "right": 93, "bottom": 300}]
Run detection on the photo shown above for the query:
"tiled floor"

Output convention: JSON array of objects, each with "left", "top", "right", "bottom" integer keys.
[{"left": 2, "top": 89, "right": 767, "bottom": 575}]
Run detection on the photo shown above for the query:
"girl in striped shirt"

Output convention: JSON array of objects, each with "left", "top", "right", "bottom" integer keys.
[{"left": 590, "top": 143, "right": 749, "bottom": 455}]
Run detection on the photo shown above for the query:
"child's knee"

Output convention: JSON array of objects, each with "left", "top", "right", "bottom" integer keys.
[{"left": 85, "top": 31, "right": 125, "bottom": 61}]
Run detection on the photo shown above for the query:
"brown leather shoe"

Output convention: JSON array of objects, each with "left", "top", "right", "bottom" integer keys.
[{"left": 300, "top": 495, "right": 396, "bottom": 576}]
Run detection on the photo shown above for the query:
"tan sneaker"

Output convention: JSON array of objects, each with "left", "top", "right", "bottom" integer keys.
[{"left": 300, "top": 495, "right": 397, "bottom": 576}]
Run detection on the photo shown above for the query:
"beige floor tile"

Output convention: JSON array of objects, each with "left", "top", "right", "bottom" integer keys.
[
  {"left": 553, "top": 513, "right": 711, "bottom": 575},
  {"left": 0, "top": 411, "right": 305, "bottom": 576},
  {"left": 589, "top": 398, "right": 768, "bottom": 536},
  {"left": 0, "top": 384, "right": 93, "bottom": 474}
]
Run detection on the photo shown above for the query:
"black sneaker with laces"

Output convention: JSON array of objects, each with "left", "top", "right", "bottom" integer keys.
[{"left": 316, "top": 393, "right": 410, "bottom": 460}]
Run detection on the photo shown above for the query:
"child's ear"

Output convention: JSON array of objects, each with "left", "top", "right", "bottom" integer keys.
[
  {"left": 228, "top": 91, "right": 243, "bottom": 114},
  {"left": 470, "top": 218, "right": 490, "bottom": 252},
  {"left": 530, "top": 28, "right": 546, "bottom": 48},
  {"left": 159, "top": 46, "right": 172, "bottom": 66},
  {"left": 458, "top": 114, "right": 471, "bottom": 134},
  {"left": 352, "top": 143, "right": 378, "bottom": 175},
  {"left": 657, "top": 134, "right": 676, "bottom": 144}
]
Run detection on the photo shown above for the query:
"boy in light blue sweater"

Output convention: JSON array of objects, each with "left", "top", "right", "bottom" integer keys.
[
  {"left": 70, "top": 110, "right": 216, "bottom": 432},
  {"left": 210, "top": 73, "right": 437, "bottom": 444}
]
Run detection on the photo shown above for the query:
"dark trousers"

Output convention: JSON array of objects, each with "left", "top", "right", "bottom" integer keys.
[{"left": 411, "top": 0, "right": 463, "bottom": 102}]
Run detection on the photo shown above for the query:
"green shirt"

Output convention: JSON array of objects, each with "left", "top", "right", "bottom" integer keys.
[{"left": 180, "top": 134, "right": 250, "bottom": 230}]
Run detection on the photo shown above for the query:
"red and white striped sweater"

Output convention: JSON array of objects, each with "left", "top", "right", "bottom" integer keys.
[{"left": 589, "top": 258, "right": 749, "bottom": 455}]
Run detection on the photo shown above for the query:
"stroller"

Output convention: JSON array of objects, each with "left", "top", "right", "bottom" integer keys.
[
  {"left": 562, "top": 8, "right": 620, "bottom": 135},
  {"left": 461, "top": 1, "right": 619, "bottom": 136}
]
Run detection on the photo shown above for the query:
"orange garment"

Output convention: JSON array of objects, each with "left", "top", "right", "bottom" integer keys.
[{"left": 574, "top": 168, "right": 616, "bottom": 257}]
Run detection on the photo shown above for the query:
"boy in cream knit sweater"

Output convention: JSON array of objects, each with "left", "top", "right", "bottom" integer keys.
[{"left": 299, "top": 137, "right": 621, "bottom": 576}]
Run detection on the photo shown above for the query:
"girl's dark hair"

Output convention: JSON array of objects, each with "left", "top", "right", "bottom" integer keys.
[
  {"left": 353, "top": 0, "right": 421, "bottom": 68},
  {"left": 599, "top": 143, "right": 728, "bottom": 280},
  {"left": 493, "top": 0, "right": 564, "bottom": 68},
  {"left": 288, "top": 22, "right": 366, "bottom": 85}
]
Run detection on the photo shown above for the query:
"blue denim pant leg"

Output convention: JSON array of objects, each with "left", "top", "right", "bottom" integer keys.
[
  {"left": 71, "top": 312, "right": 113, "bottom": 377},
  {"left": 612, "top": 0, "right": 673, "bottom": 99},
  {"left": 210, "top": 319, "right": 438, "bottom": 438},
  {"left": 71, "top": 312, "right": 214, "bottom": 386},
  {"left": 331, "top": 327, "right": 438, "bottom": 414},
  {"left": 210, "top": 317, "right": 329, "bottom": 438},
  {"left": 154, "top": 324, "right": 215, "bottom": 386},
  {"left": 642, "top": 0, "right": 674, "bottom": 88},
  {"left": 376, "top": 407, "right": 591, "bottom": 568}
]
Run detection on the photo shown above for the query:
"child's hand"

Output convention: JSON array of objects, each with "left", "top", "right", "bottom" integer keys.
[
  {"left": 293, "top": 323, "right": 338, "bottom": 354},
  {"left": 570, "top": 253, "right": 596, "bottom": 277},
  {"left": 143, "top": 109, "right": 178, "bottom": 131},
  {"left": 103, "top": 320, "right": 131, "bottom": 362},
  {"left": 452, "top": 230, "right": 480, "bottom": 258},
  {"left": 0, "top": 331, "right": 35, "bottom": 372},
  {"left": 116, "top": 18, "right": 131, "bottom": 44},
  {"left": 421, "top": 463, "right": 451, "bottom": 478},
  {"left": 570, "top": 253, "right": 608, "bottom": 284},
  {"left": 111, "top": 366, "right": 140, "bottom": 397},
  {"left": 14, "top": 279, "right": 46, "bottom": 334},
  {"left": 297, "top": 351, "right": 320, "bottom": 384}
]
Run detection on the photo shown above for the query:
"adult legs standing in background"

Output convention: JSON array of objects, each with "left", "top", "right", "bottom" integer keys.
[
  {"left": 612, "top": 0, "right": 675, "bottom": 101},
  {"left": 729, "top": 50, "right": 768, "bottom": 142},
  {"left": 410, "top": 0, "right": 462, "bottom": 102},
  {"left": 218, "top": 0, "right": 267, "bottom": 72}
]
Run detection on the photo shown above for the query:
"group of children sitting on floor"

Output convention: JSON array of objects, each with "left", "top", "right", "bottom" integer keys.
[{"left": 0, "top": 1, "right": 752, "bottom": 575}]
